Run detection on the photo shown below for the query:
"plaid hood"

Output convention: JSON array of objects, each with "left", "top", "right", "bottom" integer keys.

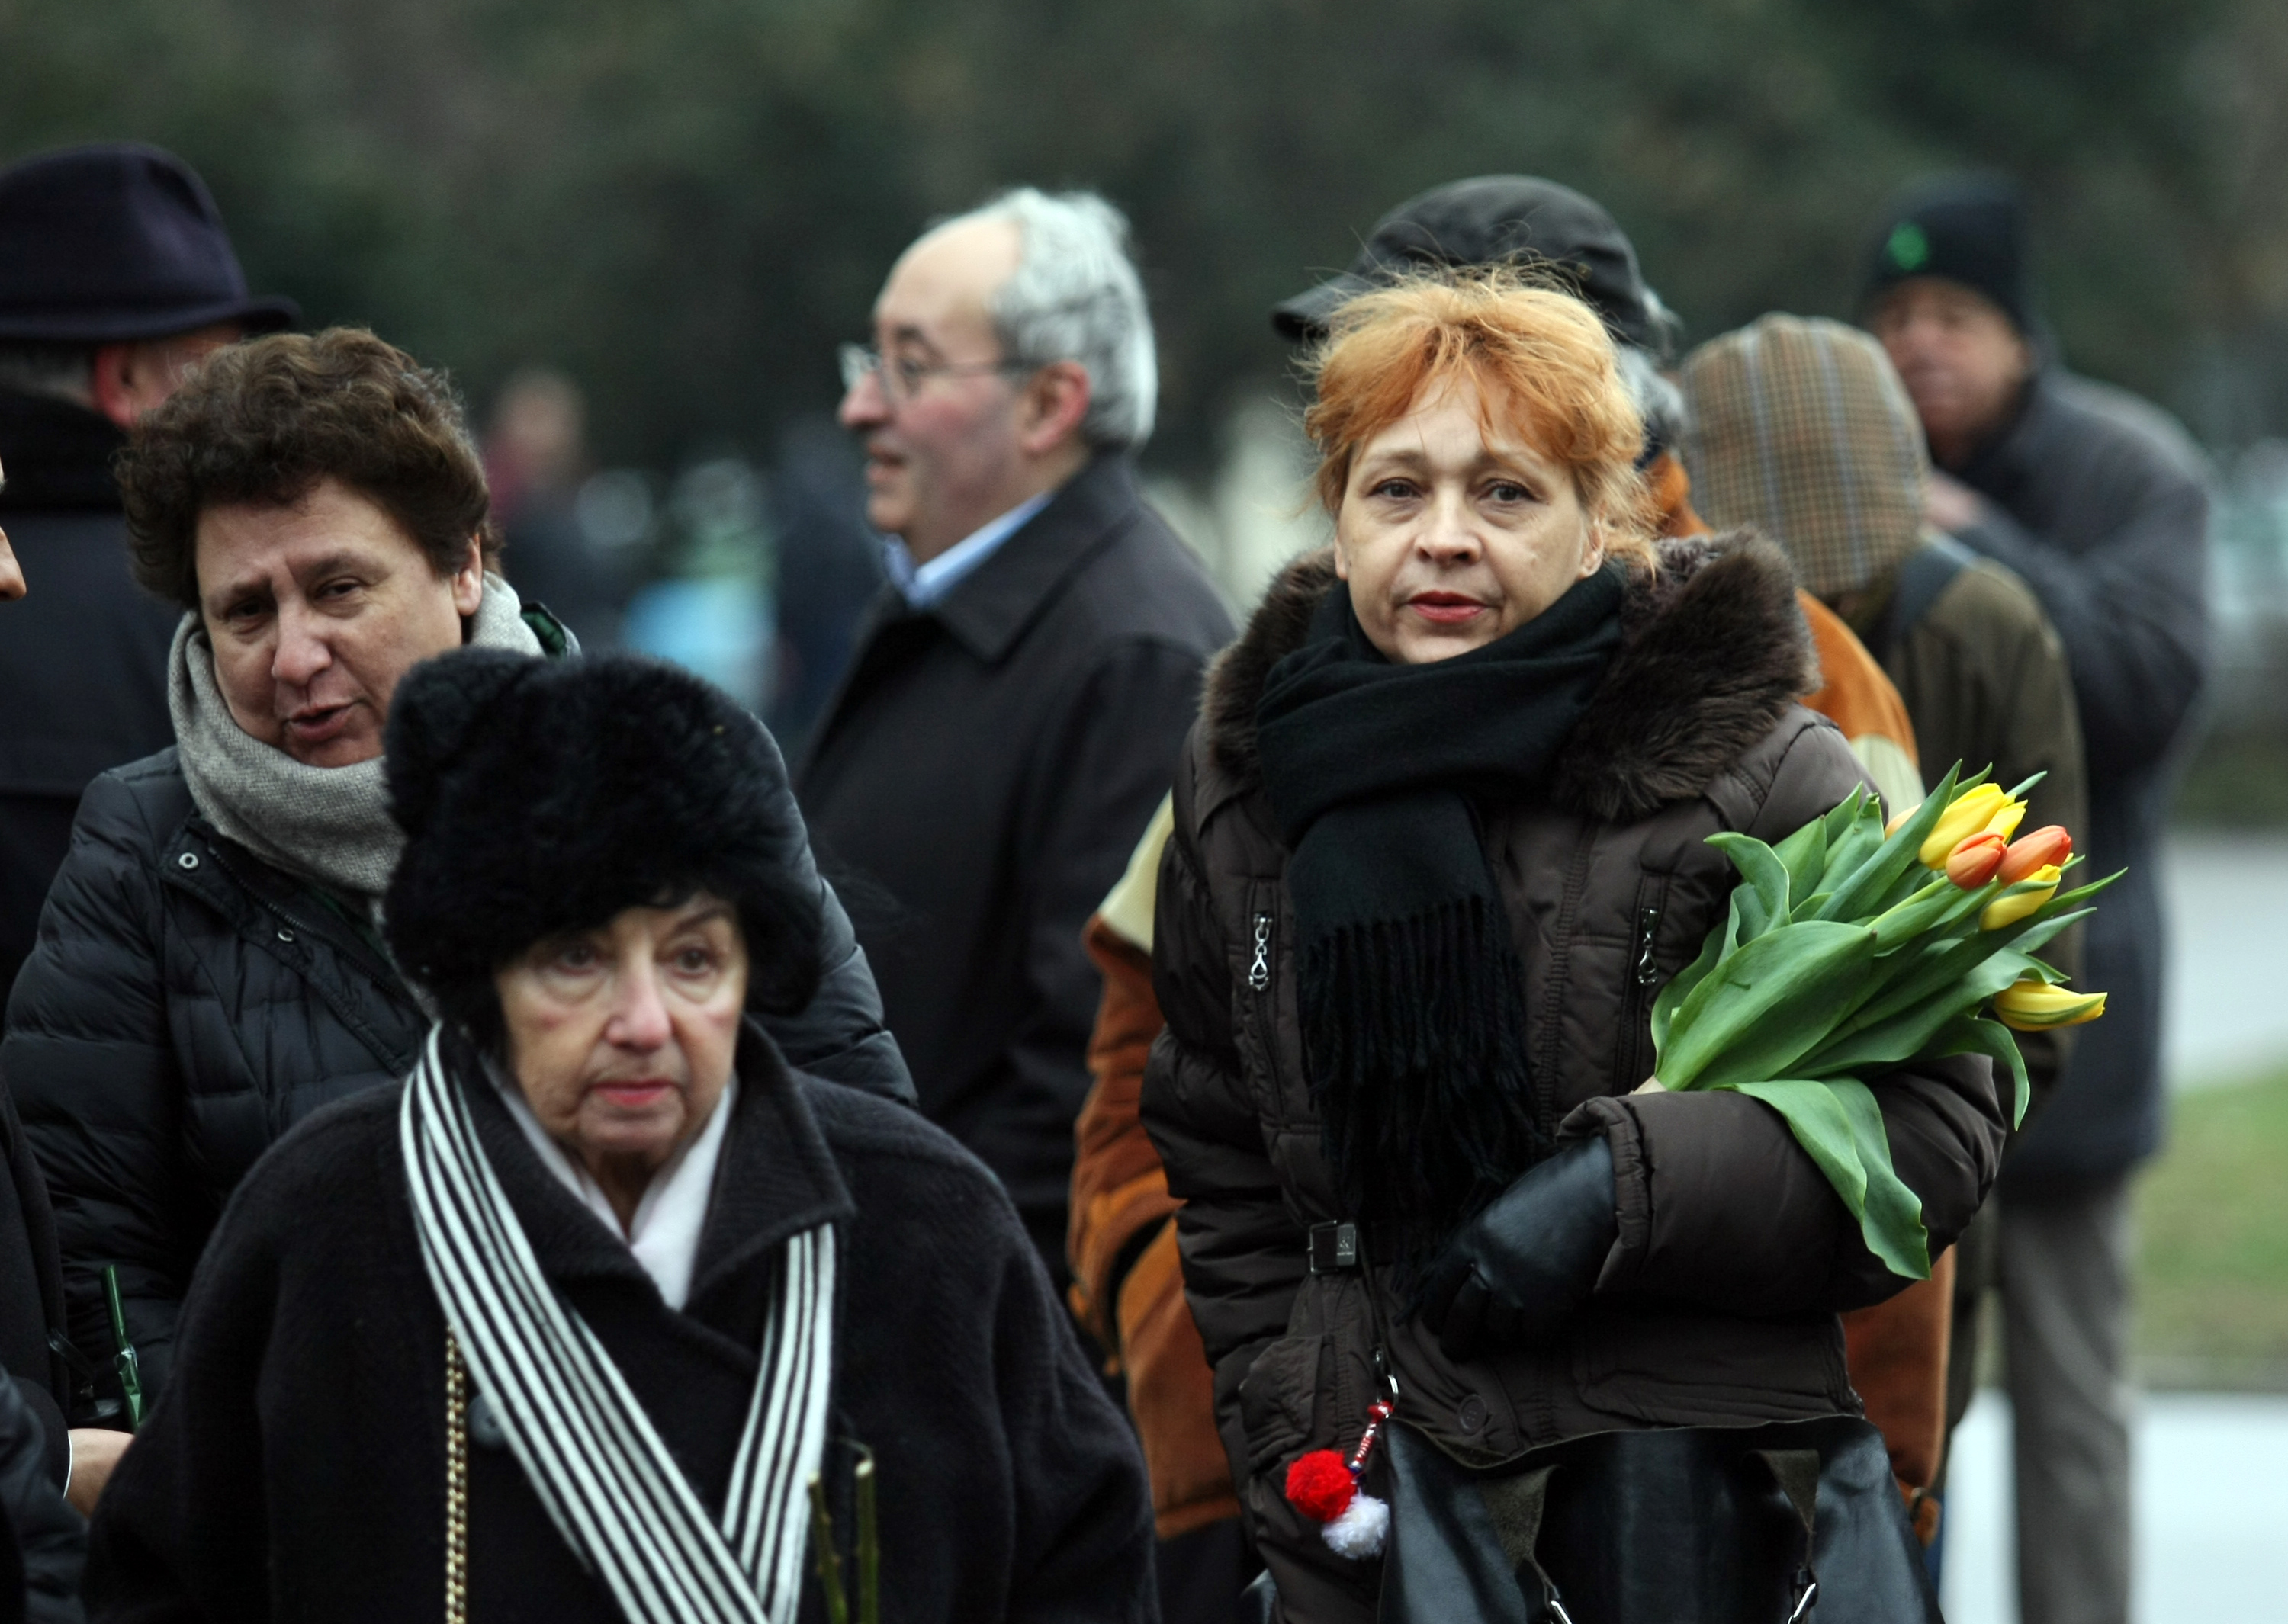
[{"left": 1679, "top": 315, "right": 1930, "bottom": 599}]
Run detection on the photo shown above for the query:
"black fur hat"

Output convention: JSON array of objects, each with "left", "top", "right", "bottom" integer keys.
[{"left": 382, "top": 650, "right": 822, "bottom": 1040}]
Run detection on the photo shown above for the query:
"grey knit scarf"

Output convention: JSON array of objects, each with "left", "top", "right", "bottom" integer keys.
[{"left": 169, "top": 573, "right": 543, "bottom": 900}]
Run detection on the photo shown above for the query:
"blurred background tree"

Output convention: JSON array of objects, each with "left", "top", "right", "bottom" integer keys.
[{"left": 2, "top": 0, "right": 2276, "bottom": 471}]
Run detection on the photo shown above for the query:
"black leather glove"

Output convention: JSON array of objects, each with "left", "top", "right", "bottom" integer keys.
[{"left": 1419, "top": 1136, "right": 1618, "bottom": 1364}]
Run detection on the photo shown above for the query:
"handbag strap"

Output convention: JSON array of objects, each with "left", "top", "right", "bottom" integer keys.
[
  {"left": 446, "top": 1332, "right": 469, "bottom": 1624},
  {"left": 1753, "top": 1448, "right": 1823, "bottom": 1622}
]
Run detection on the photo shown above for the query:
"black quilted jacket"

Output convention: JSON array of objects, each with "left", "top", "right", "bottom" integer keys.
[{"left": 5, "top": 746, "right": 914, "bottom": 1420}]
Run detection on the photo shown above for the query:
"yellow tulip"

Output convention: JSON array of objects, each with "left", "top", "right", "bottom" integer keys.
[
  {"left": 1994, "top": 976, "right": 2106, "bottom": 1031},
  {"left": 1980, "top": 864, "right": 2061, "bottom": 930},
  {"left": 1917, "top": 784, "right": 2011, "bottom": 867},
  {"left": 1983, "top": 799, "right": 2027, "bottom": 842}
]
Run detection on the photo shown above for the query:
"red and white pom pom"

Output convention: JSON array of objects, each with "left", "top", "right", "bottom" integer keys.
[{"left": 1282, "top": 1400, "right": 1393, "bottom": 1560}]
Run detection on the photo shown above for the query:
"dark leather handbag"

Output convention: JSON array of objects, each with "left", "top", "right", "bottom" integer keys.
[{"left": 1378, "top": 1415, "right": 1939, "bottom": 1623}]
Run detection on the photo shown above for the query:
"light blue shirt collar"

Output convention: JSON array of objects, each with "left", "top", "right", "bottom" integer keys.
[{"left": 882, "top": 492, "right": 1053, "bottom": 609}]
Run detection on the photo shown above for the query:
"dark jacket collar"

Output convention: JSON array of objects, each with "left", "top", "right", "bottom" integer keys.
[
  {"left": 1200, "top": 531, "right": 1817, "bottom": 825},
  {"left": 1952, "top": 368, "right": 2055, "bottom": 502},
  {"left": 0, "top": 389, "right": 124, "bottom": 513},
  {"left": 910, "top": 450, "right": 1146, "bottom": 664},
  {"left": 450, "top": 1020, "right": 856, "bottom": 1314}
]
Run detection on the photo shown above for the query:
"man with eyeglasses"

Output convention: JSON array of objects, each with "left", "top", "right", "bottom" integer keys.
[{"left": 798, "top": 187, "right": 1229, "bottom": 1292}]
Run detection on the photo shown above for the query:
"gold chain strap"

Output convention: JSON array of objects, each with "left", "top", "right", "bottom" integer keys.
[{"left": 445, "top": 1331, "right": 469, "bottom": 1624}]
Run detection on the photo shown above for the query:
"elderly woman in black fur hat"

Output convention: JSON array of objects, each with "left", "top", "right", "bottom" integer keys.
[
  {"left": 81, "top": 650, "right": 1155, "bottom": 1622},
  {"left": 1140, "top": 272, "right": 2004, "bottom": 1622}
]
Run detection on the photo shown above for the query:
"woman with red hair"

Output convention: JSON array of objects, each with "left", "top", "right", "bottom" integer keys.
[{"left": 1139, "top": 273, "right": 1999, "bottom": 1621}]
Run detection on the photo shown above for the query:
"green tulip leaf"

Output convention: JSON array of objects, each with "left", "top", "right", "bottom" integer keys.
[
  {"left": 1716, "top": 1077, "right": 1930, "bottom": 1280},
  {"left": 1772, "top": 815, "right": 1830, "bottom": 911},
  {"left": 1827, "top": 1077, "right": 1933, "bottom": 1279},
  {"left": 1659, "top": 921, "right": 1876, "bottom": 1091},
  {"left": 1823, "top": 784, "right": 1872, "bottom": 847},
  {"left": 1937, "top": 1013, "right": 2033, "bottom": 1129},
  {"left": 1708, "top": 833, "right": 1792, "bottom": 942},
  {"left": 1651, "top": 918, "right": 1727, "bottom": 1058},
  {"left": 1817, "top": 763, "right": 1967, "bottom": 924},
  {"left": 1795, "top": 948, "right": 2033, "bottom": 1080}
]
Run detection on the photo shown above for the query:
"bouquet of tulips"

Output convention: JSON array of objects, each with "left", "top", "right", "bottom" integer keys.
[{"left": 1647, "top": 765, "right": 2113, "bottom": 1280}]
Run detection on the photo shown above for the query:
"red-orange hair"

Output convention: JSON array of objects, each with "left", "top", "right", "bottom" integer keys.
[{"left": 1304, "top": 271, "right": 1659, "bottom": 570}]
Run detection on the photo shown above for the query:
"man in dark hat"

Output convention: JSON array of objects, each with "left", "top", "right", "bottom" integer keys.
[
  {"left": 1865, "top": 174, "right": 2209, "bottom": 1624},
  {"left": 0, "top": 143, "right": 294, "bottom": 1000}
]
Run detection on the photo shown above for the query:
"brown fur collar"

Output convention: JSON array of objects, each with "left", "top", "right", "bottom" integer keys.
[{"left": 1203, "top": 530, "right": 1817, "bottom": 823}]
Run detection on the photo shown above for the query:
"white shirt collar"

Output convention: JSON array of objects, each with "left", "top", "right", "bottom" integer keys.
[
  {"left": 486, "top": 1060, "right": 735, "bottom": 1312},
  {"left": 881, "top": 490, "right": 1052, "bottom": 609}
]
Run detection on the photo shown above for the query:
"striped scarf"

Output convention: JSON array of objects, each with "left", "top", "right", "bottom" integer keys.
[{"left": 400, "top": 1028, "right": 834, "bottom": 1622}]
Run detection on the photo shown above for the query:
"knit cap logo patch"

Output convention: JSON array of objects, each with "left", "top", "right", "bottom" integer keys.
[{"left": 1886, "top": 222, "right": 1930, "bottom": 272}]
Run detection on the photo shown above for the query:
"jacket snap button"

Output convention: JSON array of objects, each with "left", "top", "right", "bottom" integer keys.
[
  {"left": 1457, "top": 1394, "right": 1488, "bottom": 1434},
  {"left": 175, "top": 852, "right": 198, "bottom": 871},
  {"left": 276, "top": 929, "right": 295, "bottom": 943}
]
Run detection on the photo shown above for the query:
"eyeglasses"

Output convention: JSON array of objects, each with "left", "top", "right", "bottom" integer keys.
[{"left": 837, "top": 342, "right": 1031, "bottom": 404}]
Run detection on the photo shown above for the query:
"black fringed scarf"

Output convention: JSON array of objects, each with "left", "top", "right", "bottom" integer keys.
[{"left": 1255, "top": 566, "right": 1625, "bottom": 1257}]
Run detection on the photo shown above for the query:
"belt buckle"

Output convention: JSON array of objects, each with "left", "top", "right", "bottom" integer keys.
[{"left": 1308, "top": 1221, "right": 1359, "bottom": 1274}]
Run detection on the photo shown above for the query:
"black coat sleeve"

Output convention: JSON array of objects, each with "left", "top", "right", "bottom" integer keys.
[
  {"left": 997, "top": 640, "right": 1207, "bottom": 1224},
  {"left": 79, "top": 1118, "right": 286, "bottom": 1624},
  {"left": 0, "top": 1373, "right": 85, "bottom": 1624},
  {"left": 747, "top": 724, "right": 917, "bottom": 1106},
  {"left": 3, "top": 775, "right": 193, "bottom": 1421},
  {"left": 985, "top": 1203, "right": 1158, "bottom": 1622},
  {"left": 1955, "top": 430, "right": 2209, "bottom": 789}
]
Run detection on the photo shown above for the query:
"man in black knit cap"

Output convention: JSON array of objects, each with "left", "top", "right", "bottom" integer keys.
[{"left": 1865, "top": 174, "right": 2209, "bottom": 1624}]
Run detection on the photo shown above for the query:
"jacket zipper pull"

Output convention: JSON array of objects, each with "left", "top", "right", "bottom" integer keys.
[
  {"left": 1634, "top": 906, "right": 1661, "bottom": 987},
  {"left": 1248, "top": 913, "right": 1272, "bottom": 992}
]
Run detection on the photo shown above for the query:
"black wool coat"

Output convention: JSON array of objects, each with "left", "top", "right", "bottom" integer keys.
[
  {"left": 0, "top": 390, "right": 180, "bottom": 1003},
  {"left": 1949, "top": 367, "right": 2210, "bottom": 1184},
  {"left": 5, "top": 738, "right": 914, "bottom": 1421},
  {"left": 797, "top": 452, "right": 1232, "bottom": 1264},
  {"left": 85, "top": 1022, "right": 1155, "bottom": 1624}
]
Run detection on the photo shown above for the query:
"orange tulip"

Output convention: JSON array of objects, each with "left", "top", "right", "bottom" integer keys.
[
  {"left": 1998, "top": 825, "right": 2072, "bottom": 885},
  {"left": 1946, "top": 832, "right": 2007, "bottom": 888}
]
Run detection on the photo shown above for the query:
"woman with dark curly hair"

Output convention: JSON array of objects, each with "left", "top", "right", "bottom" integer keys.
[
  {"left": 2, "top": 329, "right": 910, "bottom": 1510},
  {"left": 1141, "top": 274, "right": 2000, "bottom": 1620}
]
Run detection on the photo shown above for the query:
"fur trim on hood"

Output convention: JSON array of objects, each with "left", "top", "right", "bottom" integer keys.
[{"left": 1203, "top": 531, "right": 1817, "bottom": 823}]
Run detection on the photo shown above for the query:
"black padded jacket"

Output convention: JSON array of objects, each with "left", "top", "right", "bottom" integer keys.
[{"left": 5, "top": 741, "right": 913, "bottom": 1421}]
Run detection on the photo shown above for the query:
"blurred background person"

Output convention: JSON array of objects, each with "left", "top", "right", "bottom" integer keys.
[
  {"left": 1681, "top": 311, "right": 2088, "bottom": 1568},
  {"left": 0, "top": 143, "right": 294, "bottom": 1004},
  {"left": 797, "top": 188, "right": 1230, "bottom": 1289},
  {"left": 5, "top": 329, "right": 911, "bottom": 1513},
  {"left": 766, "top": 418, "right": 888, "bottom": 757},
  {"left": 483, "top": 365, "right": 628, "bottom": 649},
  {"left": 1864, "top": 175, "right": 2211, "bottom": 1624}
]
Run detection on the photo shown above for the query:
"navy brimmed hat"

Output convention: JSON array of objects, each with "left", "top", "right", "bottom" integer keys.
[
  {"left": 1272, "top": 175, "right": 1676, "bottom": 357},
  {"left": 0, "top": 144, "right": 297, "bottom": 343},
  {"left": 383, "top": 650, "right": 824, "bottom": 1039},
  {"left": 1862, "top": 174, "right": 2033, "bottom": 335}
]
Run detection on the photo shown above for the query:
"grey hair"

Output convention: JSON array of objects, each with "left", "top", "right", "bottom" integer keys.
[
  {"left": 953, "top": 187, "right": 1157, "bottom": 451},
  {"left": 1615, "top": 342, "right": 1688, "bottom": 454},
  {"left": 0, "top": 342, "right": 95, "bottom": 404}
]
